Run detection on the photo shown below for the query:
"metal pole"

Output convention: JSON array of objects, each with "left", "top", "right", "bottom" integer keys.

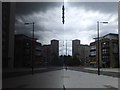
[
  {"left": 66, "top": 40, "right": 67, "bottom": 56},
  {"left": 97, "top": 21, "right": 100, "bottom": 75},
  {"left": 24, "top": 22, "right": 35, "bottom": 75},
  {"left": 32, "top": 22, "right": 34, "bottom": 75}
]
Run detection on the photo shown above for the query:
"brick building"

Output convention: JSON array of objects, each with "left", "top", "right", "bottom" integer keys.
[{"left": 90, "top": 33, "right": 119, "bottom": 68}]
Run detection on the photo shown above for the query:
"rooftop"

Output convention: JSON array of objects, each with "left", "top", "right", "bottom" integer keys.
[{"left": 93, "top": 33, "right": 118, "bottom": 40}]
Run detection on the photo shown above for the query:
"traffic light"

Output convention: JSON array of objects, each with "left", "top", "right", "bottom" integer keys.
[{"left": 62, "top": 5, "right": 65, "bottom": 24}]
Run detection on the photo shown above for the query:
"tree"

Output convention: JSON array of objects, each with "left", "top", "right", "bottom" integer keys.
[{"left": 72, "top": 55, "right": 80, "bottom": 66}]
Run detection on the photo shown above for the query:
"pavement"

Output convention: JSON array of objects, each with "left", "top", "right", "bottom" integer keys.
[
  {"left": 63, "top": 69, "right": 118, "bottom": 88},
  {"left": 3, "top": 67, "right": 47, "bottom": 73},
  {"left": 2, "top": 67, "right": 119, "bottom": 78},
  {"left": 84, "top": 67, "right": 119, "bottom": 72},
  {"left": 2, "top": 68, "right": 119, "bottom": 89},
  {"left": 69, "top": 67, "right": 119, "bottom": 78},
  {"left": 2, "top": 67, "right": 63, "bottom": 79}
]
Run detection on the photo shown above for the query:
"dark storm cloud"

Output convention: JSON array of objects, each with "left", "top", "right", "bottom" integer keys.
[
  {"left": 15, "top": 2, "right": 64, "bottom": 45},
  {"left": 15, "top": 17, "right": 47, "bottom": 40},
  {"left": 15, "top": 2, "right": 118, "bottom": 49},
  {"left": 15, "top": 2, "right": 62, "bottom": 16},
  {"left": 67, "top": 2, "right": 118, "bottom": 14}
]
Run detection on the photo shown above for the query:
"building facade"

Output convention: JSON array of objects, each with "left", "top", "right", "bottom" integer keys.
[
  {"left": 2, "top": 2, "right": 15, "bottom": 68},
  {"left": 51, "top": 40, "right": 59, "bottom": 65},
  {"left": 34, "top": 42, "right": 43, "bottom": 66},
  {"left": 72, "top": 39, "right": 90, "bottom": 66},
  {"left": 72, "top": 39, "right": 81, "bottom": 56},
  {"left": 79, "top": 44, "right": 90, "bottom": 65},
  {"left": 42, "top": 39, "right": 59, "bottom": 65},
  {"left": 51, "top": 40, "right": 59, "bottom": 57},
  {"left": 14, "top": 34, "right": 42, "bottom": 67},
  {"left": 90, "top": 33, "right": 119, "bottom": 68},
  {"left": 89, "top": 42, "right": 97, "bottom": 67},
  {"left": 42, "top": 45, "right": 51, "bottom": 65}
]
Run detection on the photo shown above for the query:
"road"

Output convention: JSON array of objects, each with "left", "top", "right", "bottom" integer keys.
[
  {"left": 2, "top": 67, "right": 118, "bottom": 90},
  {"left": 3, "top": 67, "right": 119, "bottom": 79}
]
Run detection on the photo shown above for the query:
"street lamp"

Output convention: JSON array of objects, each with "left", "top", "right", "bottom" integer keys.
[
  {"left": 24, "top": 22, "right": 35, "bottom": 75},
  {"left": 97, "top": 21, "right": 108, "bottom": 75}
]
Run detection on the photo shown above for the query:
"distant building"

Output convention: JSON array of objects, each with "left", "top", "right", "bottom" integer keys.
[
  {"left": 42, "top": 45, "right": 51, "bottom": 65},
  {"left": 34, "top": 42, "right": 43, "bottom": 66},
  {"left": 72, "top": 39, "right": 90, "bottom": 66},
  {"left": 14, "top": 34, "right": 42, "bottom": 67},
  {"left": 79, "top": 44, "right": 90, "bottom": 65},
  {"left": 51, "top": 39, "right": 59, "bottom": 57},
  {"left": 72, "top": 39, "right": 81, "bottom": 56},
  {"left": 42, "top": 39, "right": 59, "bottom": 65},
  {"left": 2, "top": 2, "right": 15, "bottom": 68},
  {"left": 51, "top": 39, "right": 59, "bottom": 65},
  {"left": 90, "top": 33, "right": 119, "bottom": 68}
]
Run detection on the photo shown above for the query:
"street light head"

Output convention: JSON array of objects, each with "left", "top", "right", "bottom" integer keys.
[
  {"left": 101, "top": 22, "right": 108, "bottom": 24},
  {"left": 24, "top": 23, "right": 30, "bottom": 25},
  {"left": 24, "top": 22, "right": 33, "bottom": 25}
]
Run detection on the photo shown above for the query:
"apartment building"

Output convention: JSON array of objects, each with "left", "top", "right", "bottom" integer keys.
[{"left": 90, "top": 33, "right": 119, "bottom": 68}]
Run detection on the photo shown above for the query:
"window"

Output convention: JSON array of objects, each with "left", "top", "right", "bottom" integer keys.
[{"left": 112, "top": 43, "right": 118, "bottom": 53}]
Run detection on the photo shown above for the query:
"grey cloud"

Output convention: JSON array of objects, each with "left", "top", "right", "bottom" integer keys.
[
  {"left": 15, "top": 18, "right": 45, "bottom": 40},
  {"left": 15, "top": 2, "right": 118, "bottom": 46},
  {"left": 15, "top": 2, "right": 62, "bottom": 16},
  {"left": 67, "top": 2, "right": 118, "bottom": 14}
]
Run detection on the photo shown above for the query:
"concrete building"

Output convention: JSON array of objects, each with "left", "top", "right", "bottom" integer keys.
[
  {"left": 72, "top": 39, "right": 90, "bottom": 65},
  {"left": 42, "top": 39, "right": 59, "bottom": 65},
  {"left": 72, "top": 39, "right": 81, "bottom": 56},
  {"left": 51, "top": 39, "right": 59, "bottom": 65},
  {"left": 34, "top": 42, "right": 43, "bottom": 66},
  {"left": 51, "top": 40, "right": 59, "bottom": 57},
  {"left": 42, "top": 45, "right": 51, "bottom": 65},
  {"left": 2, "top": 2, "right": 15, "bottom": 68},
  {"left": 79, "top": 44, "right": 90, "bottom": 65},
  {"left": 90, "top": 33, "right": 119, "bottom": 68}
]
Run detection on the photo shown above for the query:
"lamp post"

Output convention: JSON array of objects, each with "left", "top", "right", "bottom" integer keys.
[
  {"left": 24, "top": 22, "right": 35, "bottom": 75},
  {"left": 97, "top": 21, "right": 108, "bottom": 75}
]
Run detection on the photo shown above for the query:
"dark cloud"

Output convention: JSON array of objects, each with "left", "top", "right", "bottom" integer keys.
[
  {"left": 15, "top": 2, "right": 118, "bottom": 47},
  {"left": 15, "top": 18, "right": 49, "bottom": 41},
  {"left": 15, "top": 2, "right": 62, "bottom": 16},
  {"left": 67, "top": 2, "right": 118, "bottom": 14}
]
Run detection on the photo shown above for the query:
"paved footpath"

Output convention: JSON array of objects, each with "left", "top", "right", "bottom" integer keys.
[
  {"left": 69, "top": 67, "right": 119, "bottom": 78},
  {"left": 2, "top": 67, "right": 63, "bottom": 79},
  {"left": 2, "top": 69, "right": 119, "bottom": 89},
  {"left": 63, "top": 69, "right": 118, "bottom": 88},
  {"left": 84, "top": 68, "right": 119, "bottom": 72}
]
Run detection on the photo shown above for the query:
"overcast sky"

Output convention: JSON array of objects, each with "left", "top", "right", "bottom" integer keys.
[{"left": 15, "top": 2, "right": 118, "bottom": 55}]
